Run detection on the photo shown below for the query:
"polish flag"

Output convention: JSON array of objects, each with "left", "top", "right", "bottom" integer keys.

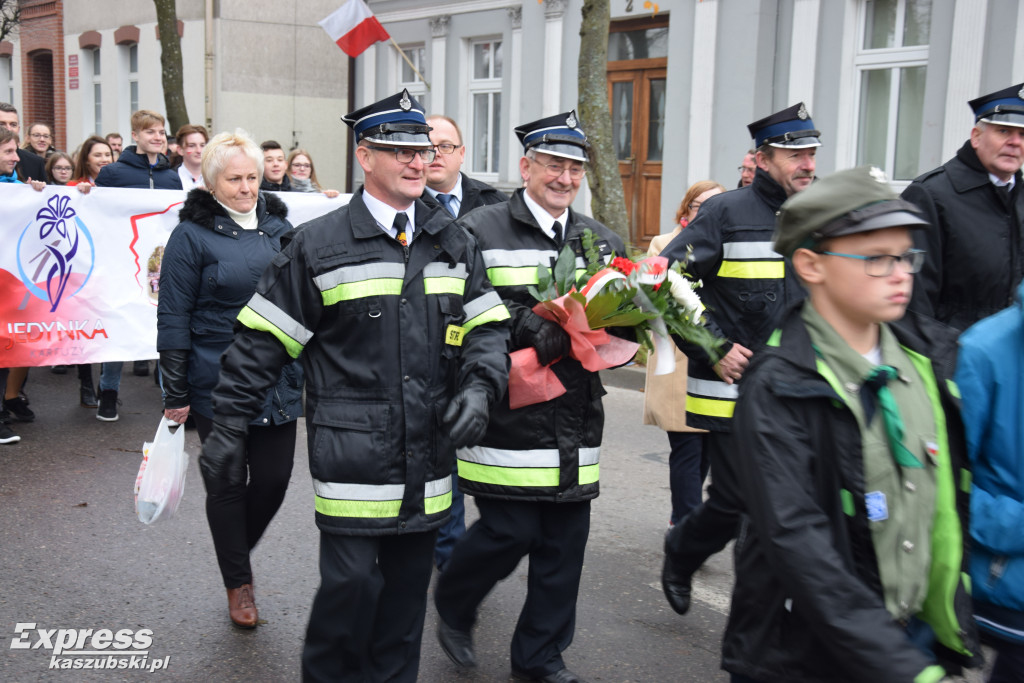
[{"left": 319, "top": 0, "right": 390, "bottom": 58}]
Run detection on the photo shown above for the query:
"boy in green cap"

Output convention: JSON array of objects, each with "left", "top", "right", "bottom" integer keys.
[{"left": 721, "top": 165, "right": 980, "bottom": 682}]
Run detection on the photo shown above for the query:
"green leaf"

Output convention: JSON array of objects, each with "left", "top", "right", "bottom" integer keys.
[{"left": 553, "top": 244, "right": 577, "bottom": 295}]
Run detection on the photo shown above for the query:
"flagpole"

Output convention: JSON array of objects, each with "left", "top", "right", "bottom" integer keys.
[{"left": 388, "top": 37, "right": 431, "bottom": 91}]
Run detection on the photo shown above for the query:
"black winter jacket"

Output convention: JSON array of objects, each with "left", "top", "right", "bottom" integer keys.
[
  {"left": 260, "top": 175, "right": 292, "bottom": 193},
  {"left": 157, "top": 189, "right": 303, "bottom": 425},
  {"left": 95, "top": 145, "right": 182, "bottom": 190},
  {"left": 903, "top": 141, "right": 1024, "bottom": 331},
  {"left": 456, "top": 189, "right": 625, "bottom": 503},
  {"left": 724, "top": 303, "right": 979, "bottom": 682},
  {"left": 420, "top": 173, "right": 508, "bottom": 218},
  {"left": 210, "top": 190, "right": 511, "bottom": 535}
]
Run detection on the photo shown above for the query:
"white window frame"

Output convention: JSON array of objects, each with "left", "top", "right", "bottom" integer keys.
[
  {"left": 119, "top": 42, "right": 139, "bottom": 136},
  {"left": 464, "top": 37, "right": 503, "bottom": 181},
  {"left": 0, "top": 54, "right": 13, "bottom": 105},
  {"left": 852, "top": 0, "right": 930, "bottom": 185},
  {"left": 390, "top": 43, "right": 428, "bottom": 112},
  {"left": 88, "top": 47, "right": 102, "bottom": 137}
]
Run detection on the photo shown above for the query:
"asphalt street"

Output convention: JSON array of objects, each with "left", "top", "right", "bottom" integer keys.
[{"left": 0, "top": 364, "right": 733, "bottom": 682}]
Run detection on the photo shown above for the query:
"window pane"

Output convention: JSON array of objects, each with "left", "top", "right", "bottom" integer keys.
[
  {"left": 490, "top": 93, "right": 501, "bottom": 173},
  {"left": 607, "top": 28, "right": 669, "bottom": 60},
  {"left": 130, "top": 80, "right": 139, "bottom": 114},
  {"left": 473, "top": 93, "right": 489, "bottom": 172},
  {"left": 647, "top": 78, "right": 665, "bottom": 162},
  {"left": 903, "top": 0, "right": 931, "bottom": 46},
  {"left": 129, "top": 44, "right": 138, "bottom": 73},
  {"left": 93, "top": 48, "right": 101, "bottom": 76},
  {"left": 493, "top": 41, "right": 503, "bottom": 79},
  {"left": 94, "top": 83, "right": 102, "bottom": 136},
  {"left": 611, "top": 82, "right": 633, "bottom": 160},
  {"left": 863, "top": 0, "right": 897, "bottom": 49},
  {"left": 474, "top": 43, "right": 491, "bottom": 80},
  {"left": 857, "top": 69, "right": 891, "bottom": 168},
  {"left": 401, "top": 46, "right": 424, "bottom": 84},
  {"left": 894, "top": 65, "right": 926, "bottom": 180}
]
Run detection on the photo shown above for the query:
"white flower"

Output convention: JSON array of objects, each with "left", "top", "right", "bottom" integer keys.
[{"left": 666, "top": 269, "right": 703, "bottom": 318}]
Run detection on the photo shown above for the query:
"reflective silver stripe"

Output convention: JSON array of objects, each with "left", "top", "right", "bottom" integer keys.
[
  {"left": 458, "top": 445, "right": 560, "bottom": 468},
  {"left": 721, "top": 242, "right": 781, "bottom": 260},
  {"left": 245, "top": 293, "right": 314, "bottom": 346},
  {"left": 314, "top": 262, "right": 406, "bottom": 292},
  {"left": 687, "top": 377, "right": 739, "bottom": 399},
  {"left": 425, "top": 475, "right": 452, "bottom": 498},
  {"left": 424, "top": 262, "right": 468, "bottom": 279},
  {"left": 579, "top": 447, "right": 601, "bottom": 466},
  {"left": 482, "top": 248, "right": 557, "bottom": 268},
  {"left": 463, "top": 290, "right": 504, "bottom": 322},
  {"left": 313, "top": 480, "right": 404, "bottom": 501}
]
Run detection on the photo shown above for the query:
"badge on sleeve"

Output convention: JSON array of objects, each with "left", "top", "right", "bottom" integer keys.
[
  {"left": 865, "top": 491, "right": 888, "bottom": 522},
  {"left": 445, "top": 324, "right": 466, "bottom": 346}
]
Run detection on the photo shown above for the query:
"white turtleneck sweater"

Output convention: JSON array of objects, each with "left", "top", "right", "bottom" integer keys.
[{"left": 216, "top": 198, "right": 258, "bottom": 231}]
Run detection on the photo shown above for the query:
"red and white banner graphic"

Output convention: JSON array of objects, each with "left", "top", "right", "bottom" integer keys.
[{"left": 0, "top": 186, "right": 348, "bottom": 368}]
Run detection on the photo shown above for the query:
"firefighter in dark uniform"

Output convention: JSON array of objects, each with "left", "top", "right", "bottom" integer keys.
[
  {"left": 199, "top": 89, "right": 511, "bottom": 683},
  {"left": 903, "top": 83, "right": 1024, "bottom": 332},
  {"left": 433, "top": 111, "right": 626, "bottom": 683},
  {"left": 658, "top": 103, "right": 815, "bottom": 615}
]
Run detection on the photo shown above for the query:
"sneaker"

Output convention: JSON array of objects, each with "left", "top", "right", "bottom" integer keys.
[
  {"left": 97, "top": 390, "right": 120, "bottom": 421},
  {"left": 3, "top": 396, "right": 35, "bottom": 423},
  {"left": 133, "top": 360, "right": 150, "bottom": 377},
  {"left": 0, "top": 419, "right": 20, "bottom": 444}
]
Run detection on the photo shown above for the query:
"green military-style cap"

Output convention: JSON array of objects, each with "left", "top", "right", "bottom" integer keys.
[{"left": 773, "top": 165, "right": 929, "bottom": 258}]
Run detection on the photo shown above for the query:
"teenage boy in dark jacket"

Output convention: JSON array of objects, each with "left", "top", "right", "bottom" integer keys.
[{"left": 723, "top": 166, "right": 979, "bottom": 682}]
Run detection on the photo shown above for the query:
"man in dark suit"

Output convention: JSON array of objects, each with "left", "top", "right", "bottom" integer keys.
[
  {"left": 0, "top": 102, "right": 45, "bottom": 182},
  {"left": 421, "top": 114, "right": 508, "bottom": 573}
]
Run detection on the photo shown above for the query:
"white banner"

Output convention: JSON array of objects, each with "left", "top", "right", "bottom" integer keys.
[{"left": 0, "top": 185, "right": 348, "bottom": 368}]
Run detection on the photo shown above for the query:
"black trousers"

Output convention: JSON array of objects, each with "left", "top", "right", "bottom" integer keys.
[
  {"left": 435, "top": 497, "right": 591, "bottom": 677},
  {"left": 302, "top": 530, "right": 437, "bottom": 683},
  {"left": 194, "top": 413, "right": 296, "bottom": 588},
  {"left": 665, "top": 430, "right": 739, "bottom": 576}
]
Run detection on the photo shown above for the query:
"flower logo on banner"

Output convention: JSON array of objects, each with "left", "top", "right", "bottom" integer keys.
[{"left": 17, "top": 193, "right": 95, "bottom": 313}]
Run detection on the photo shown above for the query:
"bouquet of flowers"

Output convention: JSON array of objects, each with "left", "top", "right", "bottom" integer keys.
[{"left": 508, "top": 229, "right": 724, "bottom": 408}]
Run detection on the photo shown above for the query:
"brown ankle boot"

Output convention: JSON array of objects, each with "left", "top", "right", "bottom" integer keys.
[{"left": 226, "top": 583, "right": 258, "bottom": 628}]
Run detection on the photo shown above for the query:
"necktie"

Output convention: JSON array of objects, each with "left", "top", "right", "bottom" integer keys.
[
  {"left": 997, "top": 184, "right": 1012, "bottom": 205},
  {"left": 393, "top": 212, "right": 409, "bottom": 246},
  {"left": 860, "top": 365, "right": 922, "bottom": 469},
  {"left": 436, "top": 193, "right": 457, "bottom": 217},
  {"left": 552, "top": 220, "right": 563, "bottom": 249}
]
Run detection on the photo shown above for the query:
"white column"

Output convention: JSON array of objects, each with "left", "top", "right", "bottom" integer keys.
[
  {"left": 429, "top": 15, "right": 449, "bottom": 112},
  {"left": 506, "top": 6, "right": 524, "bottom": 184},
  {"left": 1013, "top": 1, "right": 1024, "bottom": 84},
  {"left": 788, "top": 0, "right": 820, "bottom": 109},
  {"left": 833, "top": 0, "right": 860, "bottom": 167},
  {"left": 941, "top": 0, "right": 987, "bottom": 160},
  {"left": 360, "top": 46, "right": 377, "bottom": 109},
  {"left": 542, "top": 0, "right": 567, "bottom": 116},
  {"left": 686, "top": 0, "right": 718, "bottom": 184}
]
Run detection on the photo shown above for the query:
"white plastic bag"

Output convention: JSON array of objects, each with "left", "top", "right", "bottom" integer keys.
[{"left": 134, "top": 417, "right": 188, "bottom": 524}]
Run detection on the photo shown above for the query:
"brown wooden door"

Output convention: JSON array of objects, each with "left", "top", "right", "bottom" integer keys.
[{"left": 608, "top": 65, "right": 666, "bottom": 249}]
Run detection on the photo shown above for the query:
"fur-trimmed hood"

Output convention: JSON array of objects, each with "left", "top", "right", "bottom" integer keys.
[{"left": 178, "top": 187, "right": 289, "bottom": 233}]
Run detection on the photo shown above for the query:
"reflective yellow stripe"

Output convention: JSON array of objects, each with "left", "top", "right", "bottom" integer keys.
[
  {"left": 423, "top": 277, "right": 466, "bottom": 296},
  {"left": 458, "top": 460, "right": 560, "bottom": 487},
  {"left": 322, "top": 278, "right": 403, "bottom": 305},
  {"left": 424, "top": 490, "right": 452, "bottom": 515},
  {"left": 487, "top": 266, "right": 539, "bottom": 287},
  {"left": 686, "top": 395, "right": 736, "bottom": 418},
  {"left": 464, "top": 304, "right": 511, "bottom": 332},
  {"left": 579, "top": 463, "right": 599, "bottom": 485},
  {"left": 237, "top": 306, "right": 305, "bottom": 359},
  {"left": 716, "top": 260, "right": 785, "bottom": 279},
  {"left": 314, "top": 496, "right": 402, "bottom": 518}
]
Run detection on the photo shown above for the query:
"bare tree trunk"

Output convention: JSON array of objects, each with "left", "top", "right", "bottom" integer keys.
[
  {"left": 578, "top": 0, "right": 630, "bottom": 245},
  {"left": 153, "top": 0, "right": 189, "bottom": 132},
  {"left": 0, "top": 0, "right": 21, "bottom": 44}
]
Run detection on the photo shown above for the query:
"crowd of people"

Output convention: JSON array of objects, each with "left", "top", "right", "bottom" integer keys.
[{"left": 1, "top": 78, "right": 1023, "bottom": 683}]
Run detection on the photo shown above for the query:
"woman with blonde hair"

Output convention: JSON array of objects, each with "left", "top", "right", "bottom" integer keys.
[
  {"left": 286, "top": 148, "right": 339, "bottom": 197},
  {"left": 644, "top": 179, "right": 725, "bottom": 526}
]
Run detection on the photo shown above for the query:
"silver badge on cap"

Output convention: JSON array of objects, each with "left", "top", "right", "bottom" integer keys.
[
  {"left": 399, "top": 90, "right": 412, "bottom": 112},
  {"left": 869, "top": 166, "right": 888, "bottom": 184},
  {"left": 797, "top": 104, "right": 809, "bottom": 120},
  {"left": 1018, "top": 85, "right": 1024, "bottom": 100},
  {"left": 566, "top": 111, "right": 578, "bottom": 128}
]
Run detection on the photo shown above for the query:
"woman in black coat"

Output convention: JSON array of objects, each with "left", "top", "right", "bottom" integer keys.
[{"left": 157, "top": 130, "right": 303, "bottom": 629}]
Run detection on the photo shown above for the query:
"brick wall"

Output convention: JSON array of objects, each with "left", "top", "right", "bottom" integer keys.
[{"left": 18, "top": 0, "right": 66, "bottom": 152}]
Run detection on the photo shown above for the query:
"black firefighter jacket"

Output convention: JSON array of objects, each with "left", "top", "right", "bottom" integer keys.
[
  {"left": 210, "top": 189, "right": 511, "bottom": 535},
  {"left": 723, "top": 304, "right": 979, "bottom": 682},
  {"left": 456, "top": 189, "right": 626, "bottom": 504}
]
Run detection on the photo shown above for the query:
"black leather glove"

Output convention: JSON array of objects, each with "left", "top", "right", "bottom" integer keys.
[
  {"left": 159, "top": 349, "right": 190, "bottom": 409},
  {"left": 198, "top": 418, "right": 247, "bottom": 496},
  {"left": 443, "top": 387, "right": 491, "bottom": 449},
  {"left": 519, "top": 313, "right": 570, "bottom": 366}
]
